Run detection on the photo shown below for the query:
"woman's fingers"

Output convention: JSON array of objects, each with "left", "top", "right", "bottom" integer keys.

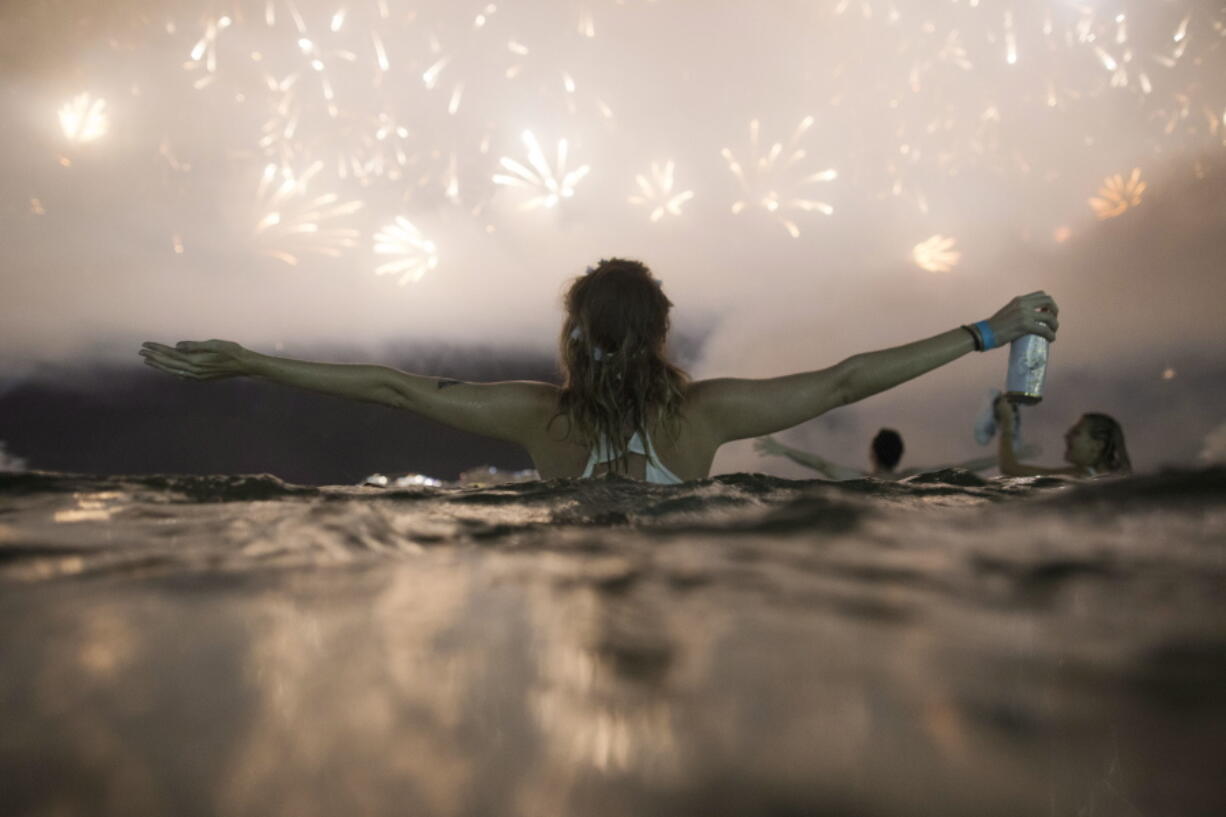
[
  {"left": 142, "top": 343, "right": 225, "bottom": 369},
  {"left": 142, "top": 340, "right": 237, "bottom": 383},
  {"left": 995, "top": 292, "right": 1059, "bottom": 343},
  {"left": 1031, "top": 310, "right": 1059, "bottom": 332},
  {"left": 142, "top": 357, "right": 198, "bottom": 380},
  {"left": 140, "top": 347, "right": 192, "bottom": 369},
  {"left": 142, "top": 341, "right": 189, "bottom": 355},
  {"left": 141, "top": 346, "right": 226, "bottom": 379}
]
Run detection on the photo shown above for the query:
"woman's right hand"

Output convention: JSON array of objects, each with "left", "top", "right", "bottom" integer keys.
[
  {"left": 139, "top": 340, "right": 249, "bottom": 381},
  {"left": 986, "top": 291, "right": 1059, "bottom": 346}
]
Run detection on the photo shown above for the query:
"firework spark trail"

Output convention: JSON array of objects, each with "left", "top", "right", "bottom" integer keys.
[
  {"left": 628, "top": 161, "right": 694, "bottom": 222},
  {"left": 721, "top": 117, "right": 837, "bottom": 238},
  {"left": 185, "top": 14, "right": 233, "bottom": 87},
  {"left": 251, "top": 15, "right": 416, "bottom": 186},
  {"left": 59, "top": 94, "right": 109, "bottom": 143},
  {"left": 43, "top": 0, "right": 1226, "bottom": 290},
  {"left": 1089, "top": 168, "right": 1146, "bottom": 220},
  {"left": 493, "top": 130, "right": 590, "bottom": 210},
  {"left": 373, "top": 217, "right": 440, "bottom": 285},
  {"left": 420, "top": 5, "right": 515, "bottom": 117},
  {"left": 421, "top": 7, "right": 611, "bottom": 120},
  {"left": 1092, "top": 13, "right": 1190, "bottom": 96},
  {"left": 254, "top": 162, "right": 364, "bottom": 265},
  {"left": 912, "top": 234, "right": 961, "bottom": 272}
]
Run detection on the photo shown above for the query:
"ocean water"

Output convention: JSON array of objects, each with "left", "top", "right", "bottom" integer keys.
[{"left": 1, "top": 468, "right": 1224, "bottom": 817}]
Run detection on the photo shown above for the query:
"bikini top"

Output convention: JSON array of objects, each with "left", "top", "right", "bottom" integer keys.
[{"left": 580, "top": 429, "right": 685, "bottom": 485}]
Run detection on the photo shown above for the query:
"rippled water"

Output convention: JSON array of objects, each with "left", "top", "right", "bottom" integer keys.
[{"left": 2, "top": 468, "right": 1224, "bottom": 817}]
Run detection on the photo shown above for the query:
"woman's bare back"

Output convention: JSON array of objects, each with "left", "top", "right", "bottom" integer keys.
[{"left": 522, "top": 389, "right": 721, "bottom": 481}]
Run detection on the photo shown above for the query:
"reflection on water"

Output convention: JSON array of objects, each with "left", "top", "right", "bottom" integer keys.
[{"left": 1, "top": 468, "right": 1224, "bottom": 816}]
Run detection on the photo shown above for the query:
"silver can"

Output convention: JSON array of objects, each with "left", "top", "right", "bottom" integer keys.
[{"left": 1005, "top": 334, "right": 1049, "bottom": 404}]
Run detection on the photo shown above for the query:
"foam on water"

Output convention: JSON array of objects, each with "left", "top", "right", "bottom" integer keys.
[{"left": 2, "top": 468, "right": 1224, "bottom": 816}]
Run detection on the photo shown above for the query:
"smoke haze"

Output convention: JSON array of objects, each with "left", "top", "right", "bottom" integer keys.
[{"left": 2, "top": 0, "right": 1224, "bottom": 476}]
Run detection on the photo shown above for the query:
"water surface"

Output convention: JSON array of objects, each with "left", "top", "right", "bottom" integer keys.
[{"left": 2, "top": 468, "right": 1223, "bottom": 817}]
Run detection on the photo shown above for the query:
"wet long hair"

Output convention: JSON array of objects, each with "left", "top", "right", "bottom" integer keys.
[
  {"left": 552, "top": 258, "right": 690, "bottom": 474},
  {"left": 1082, "top": 413, "right": 1132, "bottom": 474}
]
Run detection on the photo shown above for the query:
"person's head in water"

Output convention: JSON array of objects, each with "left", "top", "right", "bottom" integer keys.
[
  {"left": 1064, "top": 413, "right": 1131, "bottom": 474},
  {"left": 870, "top": 428, "right": 905, "bottom": 473},
  {"left": 554, "top": 258, "right": 689, "bottom": 472}
]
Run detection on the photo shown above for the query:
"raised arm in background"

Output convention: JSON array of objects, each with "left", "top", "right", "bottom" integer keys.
[
  {"left": 753, "top": 435, "right": 865, "bottom": 480},
  {"left": 995, "top": 397, "right": 1080, "bottom": 477}
]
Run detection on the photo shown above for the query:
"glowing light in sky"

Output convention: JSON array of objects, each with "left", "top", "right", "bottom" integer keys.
[
  {"left": 628, "top": 161, "right": 694, "bottom": 222},
  {"left": 912, "top": 234, "right": 961, "bottom": 273},
  {"left": 58, "top": 93, "right": 109, "bottom": 143},
  {"left": 185, "top": 15, "right": 233, "bottom": 83},
  {"left": 721, "top": 117, "right": 837, "bottom": 238},
  {"left": 1092, "top": 13, "right": 1190, "bottom": 96},
  {"left": 24, "top": 0, "right": 1226, "bottom": 287},
  {"left": 834, "top": 1, "right": 899, "bottom": 24},
  {"left": 373, "top": 217, "right": 440, "bottom": 285},
  {"left": 493, "top": 130, "right": 590, "bottom": 210},
  {"left": 421, "top": 13, "right": 516, "bottom": 117},
  {"left": 1089, "top": 168, "right": 1147, "bottom": 220},
  {"left": 253, "top": 162, "right": 364, "bottom": 265}
]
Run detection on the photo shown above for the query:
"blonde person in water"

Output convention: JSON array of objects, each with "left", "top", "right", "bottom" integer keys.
[
  {"left": 140, "top": 258, "right": 1059, "bottom": 484},
  {"left": 995, "top": 398, "right": 1130, "bottom": 478},
  {"left": 754, "top": 428, "right": 1038, "bottom": 481}
]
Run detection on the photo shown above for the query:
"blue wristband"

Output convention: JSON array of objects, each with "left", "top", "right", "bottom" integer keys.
[{"left": 974, "top": 320, "right": 998, "bottom": 351}]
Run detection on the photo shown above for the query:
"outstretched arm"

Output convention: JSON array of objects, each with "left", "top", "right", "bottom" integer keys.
[
  {"left": 140, "top": 340, "right": 553, "bottom": 444},
  {"left": 692, "top": 292, "right": 1059, "bottom": 444},
  {"left": 754, "top": 436, "right": 865, "bottom": 479},
  {"left": 995, "top": 399, "right": 1076, "bottom": 477}
]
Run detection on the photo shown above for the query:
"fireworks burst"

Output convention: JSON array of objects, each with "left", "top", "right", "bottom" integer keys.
[
  {"left": 253, "top": 162, "right": 364, "bottom": 265},
  {"left": 912, "top": 234, "right": 961, "bottom": 273},
  {"left": 1089, "top": 168, "right": 1147, "bottom": 220},
  {"left": 422, "top": 18, "right": 612, "bottom": 119},
  {"left": 373, "top": 217, "right": 439, "bottom": 285},
  {"left": 59, "top": 93, "right": 109, "bottom": 143},
  {"left": 184, "top": 14, "right": 233, "bottom": 85},
  {"left": 257, "top": 73, "right": 304, "bottom": 164},
  {"left": 1092, "top": 13, "right": 1190, "bottom": 96},
  {"left": 721, "top": 117, "right": 837, "bottom": 238},
  {"left": 419, "top": 6, "right": 523, "bottom": 117},
  {"left": 628, "top": 161, "right": 694, "bottom": 222},
  {"left": 421, "top": 28, "right": 518, "bottom": 117},
  {"left": 257, "top": 72, "right": 418, "bottom": 187},
  {"left": 493, "top": 130, "right": 590, "bottom": 210}
]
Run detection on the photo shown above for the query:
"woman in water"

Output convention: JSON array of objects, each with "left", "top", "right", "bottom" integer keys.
[
  {"left": 994, "top": 398, "right": 1130, "bottom": 477},
  {"left": 140, "top": 258, "right": 1058, "bottom": 483}
]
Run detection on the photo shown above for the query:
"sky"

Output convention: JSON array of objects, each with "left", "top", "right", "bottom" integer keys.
[{"left": 2, "top": 0, "right": 1225, "bottom": 479}]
